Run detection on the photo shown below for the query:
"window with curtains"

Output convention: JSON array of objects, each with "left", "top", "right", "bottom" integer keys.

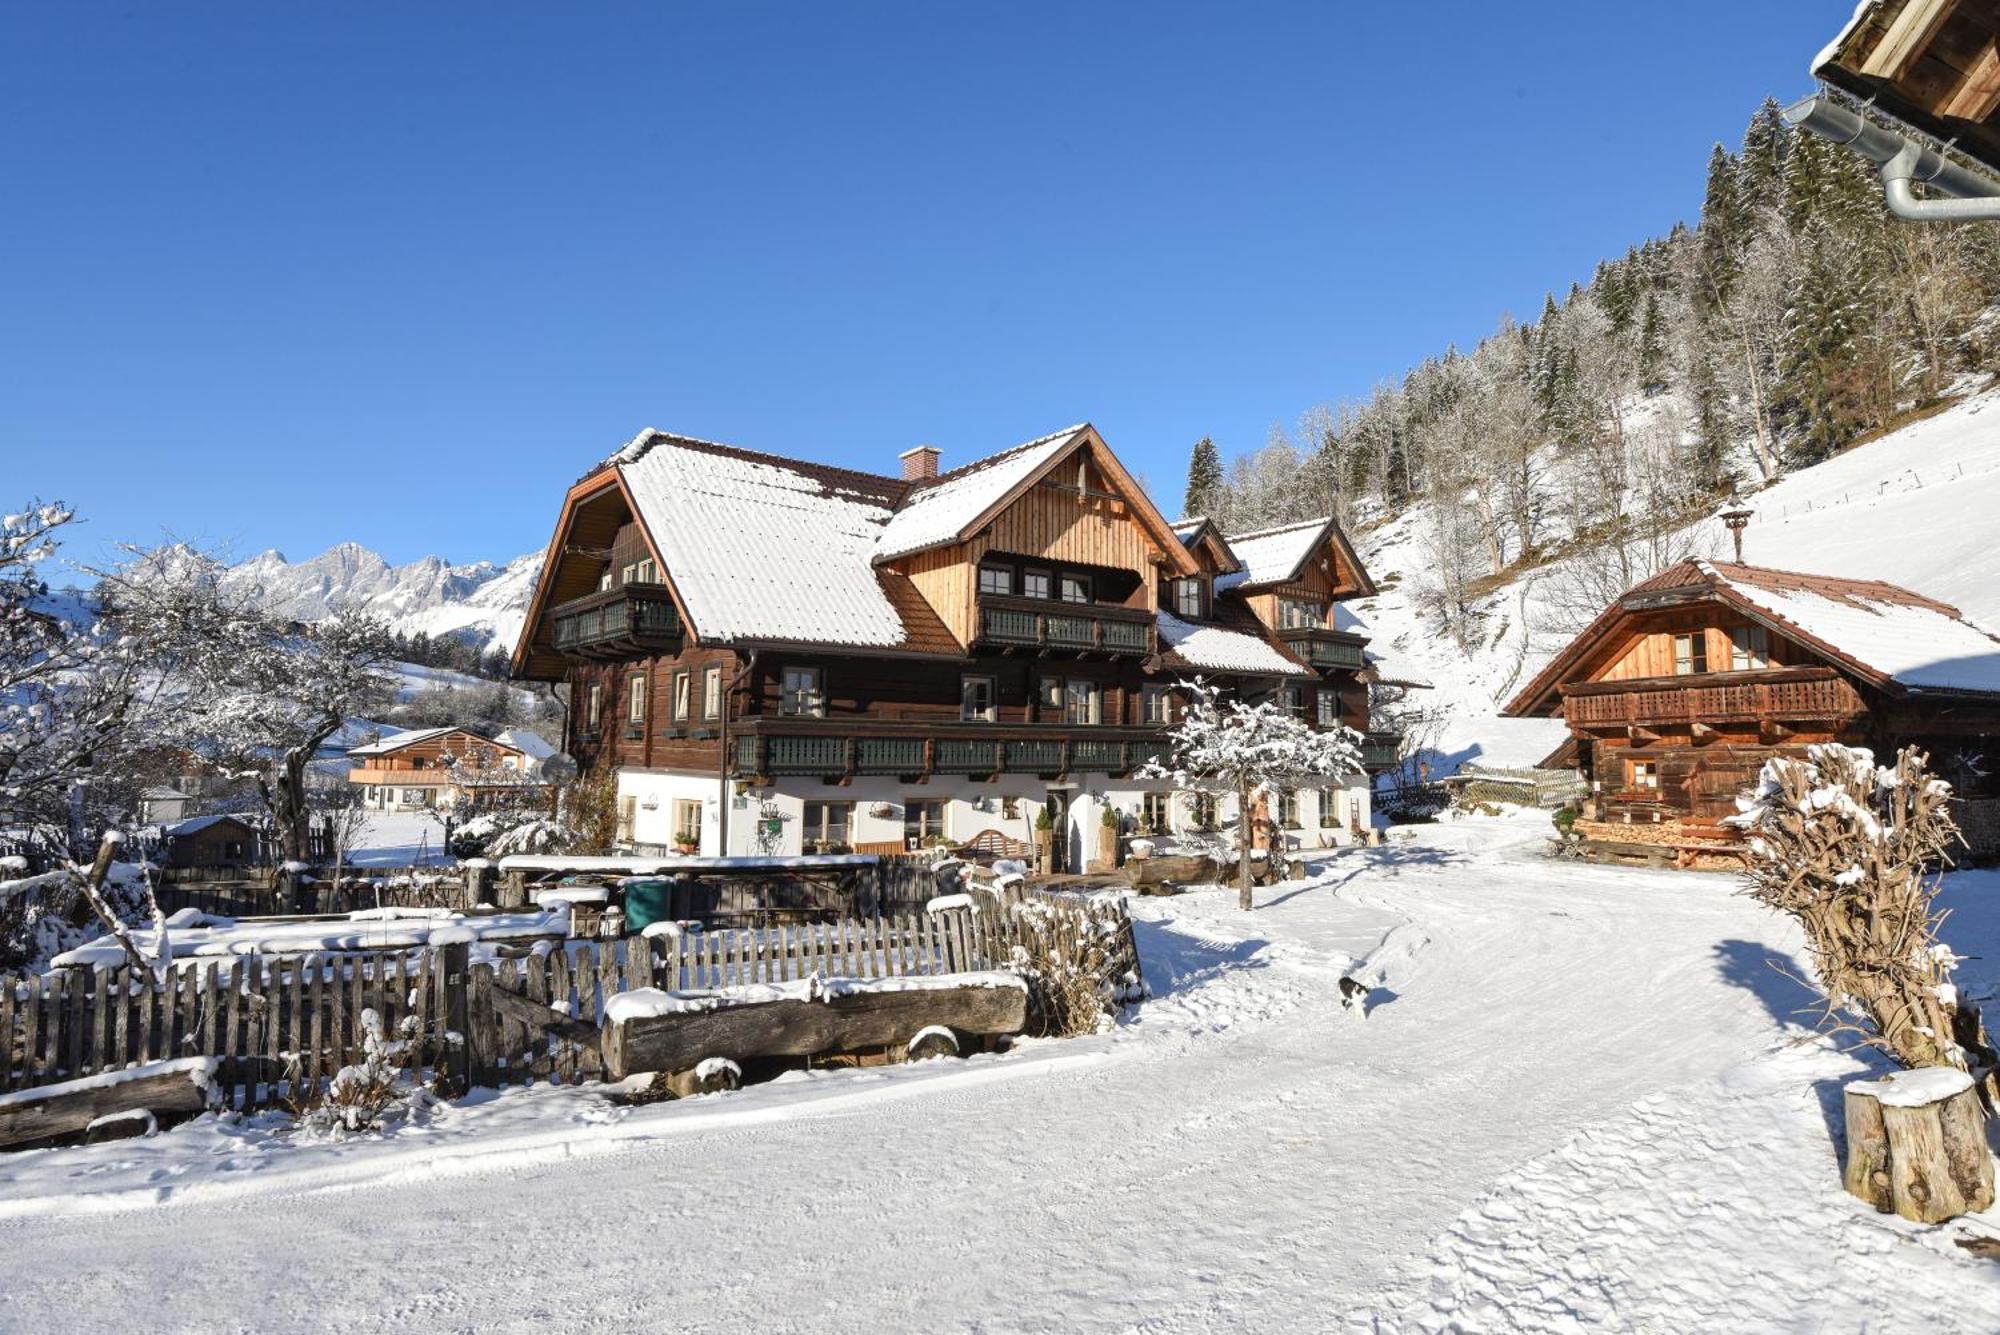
[
  {"left": 904, "top": 799, "right": 947, "bottom": 847},
  {"left": 978, "top": 565, "right": 1012, "bottom": 596},
  {"left": 1280, "top": 599, "right": 1326, "bottom": 629},
  {"left": 1317, "top": 691, "right": 1339, "bottom": 727},
  {"left": 1172, "top": 578, "right": 1203, "bottom": 619},
  {"left": 627, "top": 674, "right": 647, "bottom": 724},
  {"left": 1141, "top": 792, "right": 1172, "bottom": 831},
  {"left": 1064, "top": 679, "right": 1102, "bottom": 725},
  {"left": 1277, "top": 790, "right": 1300, "bottom": 828},
  {"left": 1673, "top": 632, "right": 1708, "bottom": 676},
  {"left": 802, "top": 801, "right": 851, "bottom": 848},
  {"left": 587, "top": 682, "right": 602, "bottom": 730},
  {"left": 1141, "top": 684, "right": 1172, "bottom": 725},
  {"left": 1059, "top": 574, "right": 1091, "bottom": 604},
  {"left": 781, "top": 667, "right": 824, "bottom": 718},
  {"left": 1730, "top": 625, "right": 1769, "bottom": 671},
  {"left": 960, "top": 675, "right": 996, "bottom": 723}
]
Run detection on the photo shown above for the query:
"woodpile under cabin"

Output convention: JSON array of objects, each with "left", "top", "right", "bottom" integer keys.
[{"left": 1505, "top": 559, "right": 2000, "bottom": 861}]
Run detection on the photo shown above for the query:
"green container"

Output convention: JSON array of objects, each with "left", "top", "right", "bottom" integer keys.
[{"left": 622, "top": 879, "right": 677, "bottom": 936}]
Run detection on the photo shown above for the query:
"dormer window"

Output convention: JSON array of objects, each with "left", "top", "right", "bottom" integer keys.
[
  {"left": 978, "top": 564, "right": 1013, "bottom": 596},
  {"left": 597, "top": 568, "right": 614, "bottom": 593},
  {"left": 1729, "top": 625, "right": 1769, "bottom": 671},
  {"left": 1279, "top": 599, "right": 1326, "bottom": 629},
  {"left": 1171, "top": 578, "right": 1204, "bottom": 619},
  {"left": 1673, "top": 632, "right": 1709, "bottom": 676},
  {"left": 1059, "top": 575, "right": 1091, "bottom": 605},
  {"left": 1023, "top": 569, "right": 1051, "bottom": 600},
  {"left": 634, "top": 557, "right": 657, "bottom": 584}
]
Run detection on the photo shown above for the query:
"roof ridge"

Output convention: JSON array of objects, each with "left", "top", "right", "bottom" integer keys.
[
  {"left": 914, "top": 423, "right": 1088, "bottom": 489},
  {"left": 613, "top": 431, "right": 910, "bottom": 502},
  {"left": 1227, "top": 516, "right": 1332, "bottom": 542}
]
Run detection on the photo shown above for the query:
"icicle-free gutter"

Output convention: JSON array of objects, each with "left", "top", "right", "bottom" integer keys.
[{"left": 1784, "top": 92, "right": 2000, "bottom": 222}]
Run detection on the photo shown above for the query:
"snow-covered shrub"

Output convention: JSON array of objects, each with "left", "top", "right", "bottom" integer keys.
[
  {"left": 1733, "top": 744, "right": 1989, "bottom": 1075},
  {"left": 1004, "top": 906, "right": 1120, "bottom": 1039},
  {"left": 296, "top": 1007, "right": 435, "bottom": 1137}
]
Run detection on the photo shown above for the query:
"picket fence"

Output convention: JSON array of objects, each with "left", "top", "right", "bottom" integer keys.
[{"left": 0, "top": 889, "right": 1141, "bottom": 1110}]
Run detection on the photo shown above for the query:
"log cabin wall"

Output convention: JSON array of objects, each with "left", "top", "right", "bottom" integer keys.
[
  {"left": 1597, "top": 609, "right": 1805, "bottom": 682},
  {"left": 565, "top": 646, "right": 745, "bottom": 775},
  {"left": 1241, "top": 556, "right": 1355, "bottom": 631},
  {"left": 964, "top": 470, "right": 1165, "bottom": 609}
]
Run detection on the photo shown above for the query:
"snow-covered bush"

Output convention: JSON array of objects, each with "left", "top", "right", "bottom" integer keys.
[
  {"left": 296, "top": 1007, "right": 434, "bottom": 1137},
  {"left": 1733, "top": 743, "right": 1990, "bottom": 1075},
  {"left": 1003, "top": 903, "right": 1124, "bottom": 1038}
]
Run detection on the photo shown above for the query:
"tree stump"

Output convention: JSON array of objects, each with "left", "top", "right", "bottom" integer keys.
[{"left": 1843, "top": 1067, "right": 1995, "bottom": 1223}]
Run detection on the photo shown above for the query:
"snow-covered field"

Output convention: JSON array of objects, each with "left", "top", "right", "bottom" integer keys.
[
  {"left": 3, "top": 812, "right": 1996, "bottom": 1332},
  {"left": 345, "top": 810, "right": 452, "bottom": 866}
]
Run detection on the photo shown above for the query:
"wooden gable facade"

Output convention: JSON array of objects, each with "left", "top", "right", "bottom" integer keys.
[{"left": 1814, "top": 0, "right": 2000, "bottom": 176}]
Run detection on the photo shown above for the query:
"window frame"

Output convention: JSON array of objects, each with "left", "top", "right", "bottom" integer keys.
[
  {"left": 1280, "top": 598, "right": 1327, "bottom": 630},
  {"left": 627, "top": 673, "right": 647, "bottom": 724},
  {"left": 1627, "top": 758, "right": 1660, "bottom": 792},
  {"left": 587, "top": 682, "right": 603, "bottom": 730},
  {"left": 802, "top": 800, "right": 852, "bottom": 848},
  {"left": 977, "top": 564, "right": 1013, "bottom": 597},
  {"left": 671, "top": 799, "right": 702, "bottom": 844},
  {"left": 1277, "top": 789, "right": 1300, "bottom": 829},
  {"left": 1729, "top": 625, "right": 1769, "bottom": 671},
  {"left": 1141, "top": 683, "right": 1172, "bottom": 726},
  {"left": 1141, "top": 791, "right": 1172, "bottom": 831},
  {"left": 1038, "top": 673, "right": 1064, "bottom": 714},
  {"left": 1172, "top": 577, "right": 1204, "bottom": 619},
  {"left": 1059, "top": 574, "right": 1092, "bottom": 605},
  {"left": 903, "top": 798, "right": 948, "bottom": 847},
  {"left": 960, "top": 673, "right": 997, "bottom": 723},
  {"left": 1278, "top": 684, "right": 1305, "bottom": 719},
  {"left": 672, "top": 669, "right": 691, "bottom": 721},
  {"left": 780, "top": 666, "right": 825, "bottom": 719},
  {"left": 702, "top": 664, "right": 723, "bottom": 720},
  {"left": 1673, "top": 632, "right": 1709, "bottom": 676},
  {"left": 1064, "top": 678, "right": 1102, "bottom": 726},
  {"left": 1022, "top": 569, "right": 1052, "bottom": 601}
]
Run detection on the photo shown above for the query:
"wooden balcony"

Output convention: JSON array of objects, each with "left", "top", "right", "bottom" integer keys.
[
  {"left": 974, "top": 594, "right": 1154, "bottom": 657},
  {"left": 1561, "top": 666, "right": 1864, "bottom": 733},
  {"left": 731, "top": 719, "right": 1175, "bottom": 781},
  {"left": 1276, "top": 627, "right": 1368, "bottom": 672},
  {"left": 1359, "top": 731, "right": 1401, "bottom": 771},
  {"left": 548, "top": 584, "right": 682, "bottom": 660}
]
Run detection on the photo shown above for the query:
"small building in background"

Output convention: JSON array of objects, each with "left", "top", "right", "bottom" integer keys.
[
  {"left": 345, "top": 726, "right": 546, "bottom": 812},
  {"left": 1505, "top": 559, "right": 2000, "bottom": 840},
  {"left": 160, "top": 814, "right": 259, "bottom": 871}
]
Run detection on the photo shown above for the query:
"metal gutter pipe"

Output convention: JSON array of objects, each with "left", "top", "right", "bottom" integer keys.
[{"left": 1783, "top": 92, "right": 2000, "bottom": 222}]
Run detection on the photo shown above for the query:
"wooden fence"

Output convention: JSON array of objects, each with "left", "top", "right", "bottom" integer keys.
[{"left": 0, "top": 887, "right": 1141, "bottom": 1109}]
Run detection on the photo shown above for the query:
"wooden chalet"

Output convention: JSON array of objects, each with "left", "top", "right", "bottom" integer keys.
[
  {"left": 1506, "top": 559, "right": 2000, "bottom": 837},
  {"left": 511, "top": 424, "right": 1396, "bottom": 866},
  {"left": 346, "top": 726, "right": 545, "bottom": 812}
]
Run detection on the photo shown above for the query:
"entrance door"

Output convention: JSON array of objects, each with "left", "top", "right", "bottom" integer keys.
[{"left": 1044, "top": 790, "right": 1069, "bottom": 873}]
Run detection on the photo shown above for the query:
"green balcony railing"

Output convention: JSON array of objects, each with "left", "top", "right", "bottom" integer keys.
[
  {"left": 856, "top": 737, "right": 926, "bottom": 773},
  {"left": 549, "top": 585, "right": 682, "bottom": 657},
  {"left": 1277, "top": 628, "right": 1367, "bottom": 672},
  {"left": 935, "top": 739, "right": 1003, "bottom": 773},
  {"left": 1360, "top": 733, "right": 1401, "bottom": 770},
  {"left": 1005, "top": 740, "right": 1064, "bottom": 772},
  {"left": 1068, "top": 739, "right": 1126, "bottom": 772},
  {"left": 767, "top": 736, "right": 848, "bottom": 774},
  {"left": 975, "top": 595, "right": 1153, "bottom": 656}
]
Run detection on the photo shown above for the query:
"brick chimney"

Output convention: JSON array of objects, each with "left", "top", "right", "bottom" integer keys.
[{"left": 900, "top": 444, "right": 941, "bottom": 481}]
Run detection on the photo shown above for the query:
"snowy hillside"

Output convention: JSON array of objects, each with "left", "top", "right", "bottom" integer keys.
[
  {"left": 217, "top": 543, "right": 542, "bottom": 654},
  {"left": 1352, "top": 387, "right": 2000, "bottom": 774}
]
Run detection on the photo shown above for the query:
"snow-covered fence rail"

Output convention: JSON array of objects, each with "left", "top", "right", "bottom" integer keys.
[{"left": 0, "top": 893, "right": 1143, "bottom": 1113}]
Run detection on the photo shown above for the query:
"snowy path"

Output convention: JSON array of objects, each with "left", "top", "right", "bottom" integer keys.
[{"left": 3, "top": 814, "right": 1998, "bottom": 1332}]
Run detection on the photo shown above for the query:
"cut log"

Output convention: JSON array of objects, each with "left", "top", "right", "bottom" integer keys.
[
  {"left": 1125, "top": 853, "right": 1223, "bottom": 894},
  {"left": 1843, "top": 1067, "right": 1996, "bottom": 1223},
  {"left": 0, "top": 1058, "right": 216, "bottom": 1151},
  {"left": 601, "top": 977, "right": 1027, "bottom": 1081}
]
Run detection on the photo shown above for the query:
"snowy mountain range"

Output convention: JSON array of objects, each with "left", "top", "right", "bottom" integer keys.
[{"left": 217, "top": 543, "right": 543, "bottom": 655}]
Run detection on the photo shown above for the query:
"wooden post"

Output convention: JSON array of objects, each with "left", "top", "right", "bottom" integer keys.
[
  {"left": 466, "top": 963, "right": 497, "bottom": 1088},
  {"left": 497, "top": 869, "right": 528, "bottom": 910},
  {"left": 1844, "top": 1068, "right": 1995, "bottom": 1223},
  {"left": 440, "top": 942, "right": 471, "bottom": 1096},
  {"left": 462, "top": 861, "right": 494, "bottom": 909}
]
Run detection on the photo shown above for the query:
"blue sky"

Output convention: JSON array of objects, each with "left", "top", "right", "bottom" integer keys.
[{"left": 3, "top": 2, "right": 1848, "bottom": 568}]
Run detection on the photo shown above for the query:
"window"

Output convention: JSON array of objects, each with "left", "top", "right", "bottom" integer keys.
[
  {"left": 1064, "top": 679, "right": 1102, "bottom": 725},
  {"left": 672, "top": 799, "right": 702, "bottom": 845},
  {"left": 597, "top": 568, "right": 614, "bottom": 592},
  {"left": 1141, "top": 684, "right": 1172, "bottom": 725},
  {"left": 1730, "top": 625, "right": 1769, "bottom": 671},
  {"left": 1172, "top": 578, "right": 1203, "bottom": 619},
  {"left": 1141, "top": 792, "right": 1172, "bottom": 832},
  {"left": 1001, "top": 796, "right": 1020, "bottom": 820},
  {"left": 672, "top": 670, "right": 691, "bottom": 720},
  {"left": 978, "top": 564, "right": 1013, "bottom": 596},
  {"left": 634, "top": 557, "right": 657, "bottom": 584},
  {"left": 802, "top": 801, "right": 852, "bottom": 848},
  {"left": 1316, "top": 690, "right": 1339, "bottom": 727},
  {"left": 1627, "top": 759, "right": 1659, "bottom": 793},
  {"left": 960, "top": 674, "right": 996, "bottom": 723},
  {"left": 1038, "top": 674, "right": 1064, "bottom": 712},
  {"left": 781, "top": 667, "right": 824, "bottom": 718},
  {"left": 1059, "top": 574, "right": 1091, "bottom": 605},
  {"left": 587, "top": 682, "right": 603, "bottom": 730},
  {"left": 617, "top": 796, "right": 637, "bottom": 843},
  {"left": 703, "top": 665, "right": 722, "bottom": 720},
  {"left": 628, "top": 674, "right": 647, "bottom": 724},
  {"left": 1280, "top": 599, "right": 1326, "bottom": 629},
  {"left": 1673, "top": 632, "right": 1708, "bottom": 676},
  {"left": 1023, "top": 569, "right": 1051, "bottom": 600},
  {"left": 1278, "top": 685, "right": 1304, "bottom": 719},
  {"left": 1189, "top": 793, "right": 1218, "bottom": 830},
  {"left": 1319, "top": 788, "right": 1341, "bottom": 827},
  {"left": 1277, "top": 790, "right": 1300, "bottom": 828},
  {"left": 621, "top": 562, "right": 639, "bottom": 585},
  {"left": 904, "top": 799, "right": 947, "bottom": 848}
]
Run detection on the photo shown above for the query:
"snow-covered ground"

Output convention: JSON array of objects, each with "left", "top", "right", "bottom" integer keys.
[
  {"left": 345, "top": 809, "right": 452, "bottom": 866},
  {"left": 3, "top": 812, "right": 1996, "bottom": 1331}
]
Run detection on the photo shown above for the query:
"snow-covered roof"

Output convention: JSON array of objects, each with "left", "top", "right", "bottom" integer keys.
[
  {"left": 1705, "top": 562, "right": 2000, "bottom": 695},
  {"left": 1157, "top": 612, "right": 1309, "bottom": 677},
  {"left": 872, "top": 425, "right": 1086, "bottom": 563},
  {"left": 616, "top": 433, "right": 915, "bottom": 648},
  {"left": 492, "top": 727, "right": 556, "bottom": 761},
  {"left": 1217, "top": 518, "right": 1329, "bottom": 591},
  {"left": 345, "top": 725, "right": 463, "bottom": 757},
  {"left": 163, "top": 814, "right": 251, "bottom": 837}
]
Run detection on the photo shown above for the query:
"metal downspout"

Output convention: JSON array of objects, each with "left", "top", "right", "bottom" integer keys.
[{"left": 1783, "top": 92, "right": 2000, "bottom": 222}]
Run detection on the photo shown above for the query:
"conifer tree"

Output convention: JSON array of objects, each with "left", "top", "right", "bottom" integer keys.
[
  {"left": 1638, "top": 295, "right": 1669, "bottom": 394},
  {"left": 1182, "top": 436, "right": 1222, "bottom": 521}
]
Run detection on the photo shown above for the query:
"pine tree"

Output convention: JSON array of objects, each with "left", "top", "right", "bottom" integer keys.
[
  {"left": 1182, "top": 436, "right": 1222, "bottom": 520},
  {"left": 1775, "top": 219, "right": 1873, "bottom": 464},
  {"left": 1638, "top": 295, "right": 1669, "bottom": 394},
  {"left": 1697, "top": 144, "right": 1748, "bottom": 310},
  {"left": 1739, "top": 98, "right": 1791, "bottom": 201}
]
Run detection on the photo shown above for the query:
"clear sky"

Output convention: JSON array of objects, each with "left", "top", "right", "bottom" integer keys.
[{"left": 3, "top": 2, "right": 1850, "bottom": 569}]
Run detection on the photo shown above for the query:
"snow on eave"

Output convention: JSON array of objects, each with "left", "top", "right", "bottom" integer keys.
[
  {"left": 344, "top": 725, "right": 483, "bottom": 757},
  {"left": 1157, "top": 611, "right": 1310, "bottom": 677}
]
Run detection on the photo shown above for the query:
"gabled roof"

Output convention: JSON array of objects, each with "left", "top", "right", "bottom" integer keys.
[
  {"left": 164, "top": 814, "right": 254, "bottom": 838},
  {"left": 1215, "top": 517, "right": 1377, "bottom": 597},
  {"left": 873, "top": 426, "right": 1086, "bottom": 562},
  {"left": 1506, "top": 559, "right": 2000, "bottom": 716},
  {"left": 347, "top": 725, "right": 505, "bottom": 758},
  {"left": 1156, "top": 611, "right": 1311, "bottom": 678},
  {"left": 1170, "top": 517, "right": 1244, "bottom": 575}
]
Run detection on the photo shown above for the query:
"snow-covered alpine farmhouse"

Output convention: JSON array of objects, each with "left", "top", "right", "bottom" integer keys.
[
  {"left": 510, "top": 424, "right": 1395, "bottom": 864},
  {"left": 1507, "top": 558, "right": 2000, "bottom": 834}
]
